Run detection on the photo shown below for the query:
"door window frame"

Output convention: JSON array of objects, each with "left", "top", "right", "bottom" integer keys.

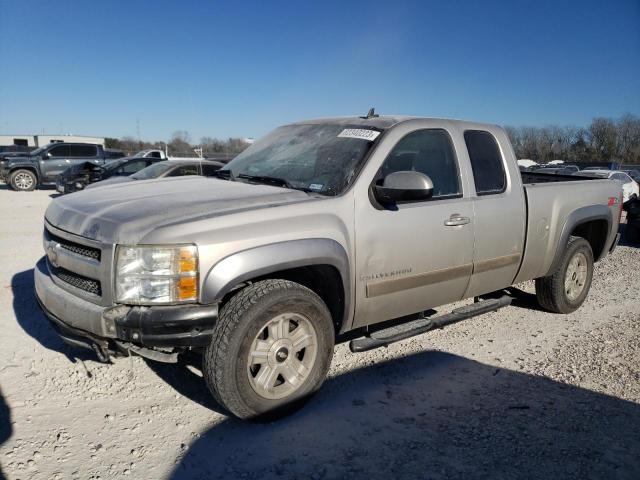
[
  {"left": 47, "top": 145, "right": 70, "bottom": 159},
  {"left": 463, "top": 129, "right": 508, "bottom": 197},
  {"left": 369, "top": 127, "right": 464, "bottom": 207}
]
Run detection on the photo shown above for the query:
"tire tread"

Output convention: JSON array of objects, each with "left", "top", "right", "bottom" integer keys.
[{"left": 203, "top": 279, "right": 329, "bottom": 418}]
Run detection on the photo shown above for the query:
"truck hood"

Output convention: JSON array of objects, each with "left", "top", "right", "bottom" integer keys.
[
  {"left": 1, "top": 152, "right": 32, "bottom": 159},
  {"left": 2, "top": 154, "right": 32, "bottom": 163},
  {"left": 45, "top": 176, "right": 314, "bottom": 243}
]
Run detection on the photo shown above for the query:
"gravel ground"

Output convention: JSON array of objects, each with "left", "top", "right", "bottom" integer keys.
[{"left": 0, "top": 186, "right": 639, "bottom": 480}]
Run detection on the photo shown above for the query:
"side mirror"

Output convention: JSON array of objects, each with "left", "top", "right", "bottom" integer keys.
[
  {"left": 43, "top": 152, "right": 52, "bottom": 159},
  {"left": 373, "top": 171, "right": 434, "bottom": 204}
]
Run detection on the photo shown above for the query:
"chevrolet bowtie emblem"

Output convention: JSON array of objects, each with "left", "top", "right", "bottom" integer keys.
[{"left": 46, "top": 241, "right": 61, "bottom": 267}]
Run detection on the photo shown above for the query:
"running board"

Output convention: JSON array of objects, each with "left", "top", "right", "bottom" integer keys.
[{"left": 349, "top": 296, "right": 511, "bottom": 353}]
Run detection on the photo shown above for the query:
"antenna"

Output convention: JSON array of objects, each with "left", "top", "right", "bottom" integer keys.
[{"left": 361, "top": 107, "right": 379, "bottom": 119}]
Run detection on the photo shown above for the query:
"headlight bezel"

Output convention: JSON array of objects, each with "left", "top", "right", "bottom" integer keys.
[{"left": 114, "top": 244, "right": 199, "bottom": 306}]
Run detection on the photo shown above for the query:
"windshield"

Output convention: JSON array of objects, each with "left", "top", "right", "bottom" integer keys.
[
  {"left": 104, "top": 158, "right": 130, "bottom": 172},
  {"left": 131, "top": 161, "right": 174, "bottom": 180},
  {"left": 221, "top": 124, "right": 381, "bottom": 196},
  {"left": 30, "top": 146, "right": 46, "bottom": 156}
]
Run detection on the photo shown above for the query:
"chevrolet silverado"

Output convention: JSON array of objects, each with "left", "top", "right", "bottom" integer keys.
[{"left": 35, "top": 114, "right": 622, "bottom": 419}]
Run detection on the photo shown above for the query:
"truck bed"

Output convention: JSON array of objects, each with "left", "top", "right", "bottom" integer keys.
[
  {"left": 513, "top": 176, "right": 621, "bottom": 284},
  {"left": 520, "top": 171, "right": 589, "bottom": 184}
]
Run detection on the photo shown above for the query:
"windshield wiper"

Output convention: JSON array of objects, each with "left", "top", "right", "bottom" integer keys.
[
  {"left": 211, "top": 169, "right": 236, "bottom": 181},
  {"left": 237, "top": 173, "right": 295, "bottom": 189}
]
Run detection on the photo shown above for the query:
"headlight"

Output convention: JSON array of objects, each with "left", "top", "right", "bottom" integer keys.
[{"left": 115, "top": 245, "right": 198, "bottom": 304}]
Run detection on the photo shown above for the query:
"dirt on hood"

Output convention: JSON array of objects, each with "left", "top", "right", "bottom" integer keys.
[{"left": 44, "top": 176, "right": 314, "bottom": 243}]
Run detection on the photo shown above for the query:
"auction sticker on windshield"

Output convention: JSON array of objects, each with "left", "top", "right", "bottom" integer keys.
[{"left": 338, "top": 129, "right": 381, "bottom": 141}]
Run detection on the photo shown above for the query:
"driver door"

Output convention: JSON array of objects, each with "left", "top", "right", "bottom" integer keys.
[
  {"left": 40, "top": 144, "right": 70, "bottom": 183},
  {"left": 353, "top": 127, "right": 474, "bottom": 327}
]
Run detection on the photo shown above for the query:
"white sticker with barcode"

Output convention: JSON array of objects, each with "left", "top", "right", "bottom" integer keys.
[{"left": 338, "top": 128, "right": 380, "bottom": 141}]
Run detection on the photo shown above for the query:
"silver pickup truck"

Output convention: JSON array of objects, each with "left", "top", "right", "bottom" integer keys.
[{"left": 35, "top": 114, "right": 622, "bottom": 419}]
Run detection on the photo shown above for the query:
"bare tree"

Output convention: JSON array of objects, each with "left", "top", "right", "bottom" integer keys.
[{"left": 505, "top": 114, "right": 640, "bottom": 165}]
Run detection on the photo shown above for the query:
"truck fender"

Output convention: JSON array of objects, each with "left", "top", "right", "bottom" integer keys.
[
  {"left": 201, "top": 238, "right": 351, "bottom": 322},
  {"left": 545, "top": 204, "right": 612, "bottom": 276}
]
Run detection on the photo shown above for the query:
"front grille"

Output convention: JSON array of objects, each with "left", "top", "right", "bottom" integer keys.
[
  {"left": 50, "top": 264, "right": 102, "bottom": 296},
  {"left": 46, "top": 229, "right": 101, "bottom": 261}
]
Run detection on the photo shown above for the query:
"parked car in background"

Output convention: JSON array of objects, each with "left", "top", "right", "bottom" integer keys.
[
  {"left": 622, "top": 169, "right": 640, "bottom": 184},
  {"left": 129, "top": 149, "right": 167, "bottom": 159},
  {"left": 36, "top": 114, "right": 622, "bottom": 419},
  {"left": 532, "top": 167, "right": 578, "bottom": 176},
  {"left": 574, "top": 170, "right": 639, "bottom": 203},
  {"left": 0, "top": 143, "right": 125, "bottom": 191},
  {"left": 85, "top": 159, "right": 224, "bottom": 190},
  {"left": 56, "top": 155, "right": 167, "bottom": 194}
]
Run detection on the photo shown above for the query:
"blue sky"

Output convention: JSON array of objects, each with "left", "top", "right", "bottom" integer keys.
[{"left": 0, "top": 0, "right": 638, "bottom": 142}]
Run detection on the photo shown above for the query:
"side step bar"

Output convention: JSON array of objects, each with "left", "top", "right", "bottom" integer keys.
[{"left": 349, "top": 295, "right": 511, "bottom": 353}]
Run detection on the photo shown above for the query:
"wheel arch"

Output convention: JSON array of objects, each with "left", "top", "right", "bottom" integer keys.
[
  {"left": 545, "top": 205, "right": 612, "bottom": 276},
  {"left": 202, "top": 239, "right": 352, "bottom": 334},
  {"left": 10, "top": 166, "right": 39, "bottom": 181}
]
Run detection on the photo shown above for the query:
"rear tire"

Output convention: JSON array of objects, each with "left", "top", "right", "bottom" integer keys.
[
  {"left": 203, "top": 279, "right": 335, "bottom": 419},
  {"left": 9, "top": 169, "right": 37, "bottom": 191},
  {"left": 535, "top": 236, "right": 593, "bottom": 313}
]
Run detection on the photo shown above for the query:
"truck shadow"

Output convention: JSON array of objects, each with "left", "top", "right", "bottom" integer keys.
[
  {"left": 169, "top": 351, "right": 640, "bottom": 480},
  {"left": 0, "top": 387, "right": 11, "bottom": 480},
  {"left": 11, "top": 268, "right": 94, "bottom": 363},
  {"left": 144, "top": 352, "right": 227, "bottom": 415}
]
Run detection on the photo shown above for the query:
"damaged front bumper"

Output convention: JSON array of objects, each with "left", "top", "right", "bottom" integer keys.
[{"left": 34, "top": 257, "right": 218, "bottom": 362}]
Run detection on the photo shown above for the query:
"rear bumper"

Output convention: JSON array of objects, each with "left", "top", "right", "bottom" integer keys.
[{"left": 34, "top": 256, "right": 218, "bottom": 355}]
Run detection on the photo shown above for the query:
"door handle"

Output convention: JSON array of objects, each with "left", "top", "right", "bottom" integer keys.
[{"left": 444, "top": 214, "right": 471, "bottom": 226}]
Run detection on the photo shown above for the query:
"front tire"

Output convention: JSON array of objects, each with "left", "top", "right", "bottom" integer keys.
[
  {"left": 535, "top": 236, "right": 594, "bottom": 313},
  {"left": 203, "top": 279, "right": 335, "bottom": 419},
  {"left": 10, "top": 169, "right": 37, "bottom": 191}
]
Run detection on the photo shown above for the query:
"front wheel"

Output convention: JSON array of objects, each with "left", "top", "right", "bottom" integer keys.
[
  {"left": 10, "top": 169, "right": 37, "bottom": 191},
  {"left": 535, "top": 236, "right": 594, "bottom": 313},
  {"left": 203, "top": 279, "right": 335, "bottom": 419}
]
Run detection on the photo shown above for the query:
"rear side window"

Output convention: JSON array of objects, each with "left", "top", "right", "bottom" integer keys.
[
  {"left": 68, "top": 145, "right": 97, "bottom": 157},
  {"left": 464, "top": 130, "right": 506, "bottom": 195},
  {"left": 169, "top": 165, "right": 199, "bottom": 177}
]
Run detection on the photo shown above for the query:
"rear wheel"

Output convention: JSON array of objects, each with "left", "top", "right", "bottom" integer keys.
[
  {"left": 203, "top": 279, "right": 335, "bottom": 419},
  {"left": 10, "top": 169, "right": 37, "bottom": 191},
  {"left": 535, "top": 236, "right": 594, "bottom": 313}
]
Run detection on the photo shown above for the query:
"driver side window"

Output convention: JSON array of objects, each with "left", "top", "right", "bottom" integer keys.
[
  {"left": 377, "top": 129, "right": 461, "bottom": 199},
  {"left": 48, "top": 145, "right": 70, "bottom": 158}
]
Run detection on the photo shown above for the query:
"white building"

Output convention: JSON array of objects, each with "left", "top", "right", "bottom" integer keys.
[{"left": 0, "top": 134, "right": 105, "bottom": 148}]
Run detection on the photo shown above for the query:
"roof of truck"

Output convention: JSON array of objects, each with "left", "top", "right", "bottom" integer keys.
[
  {"left": 288, "top": 115, "right": 500, "bottom": 131},
  {"left": 287, "top": 115, "right": 413, "bottom": 129}
]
